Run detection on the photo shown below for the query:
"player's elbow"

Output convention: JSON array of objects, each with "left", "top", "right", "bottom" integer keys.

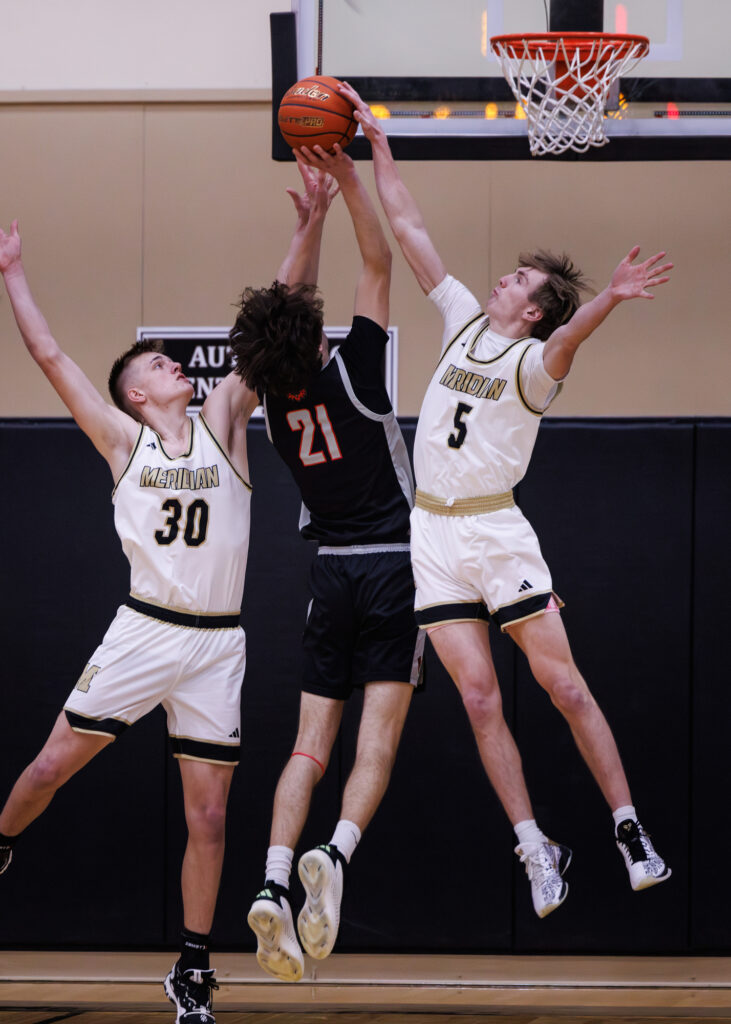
[{"left": 30, "top": 334, "right": 63, "bottom": 371}]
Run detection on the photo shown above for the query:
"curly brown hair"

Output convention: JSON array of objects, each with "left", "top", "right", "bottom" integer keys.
[
  {"left": 518, "top": 250, "right": 590, "bottom": 340},
  {"left": 229, "top": 281, "right": 324, "bottom": 398},
  {"left": 108, "top": 338, "right": 165, "bottom": 420}
]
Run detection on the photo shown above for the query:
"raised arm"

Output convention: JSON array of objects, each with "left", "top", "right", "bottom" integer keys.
[
  {"left": 297, "top": 144, "right": 391, "bottom": 329},
  {"left": 337, "top": 81, "right": 447, "bottom": 296},
  {"left": 542, "top": 246, "right": 673, "bottom": 380},
  {"left": 0, "top": 221, "right": 138, "bottom": 474},
  {"left": 276, "top": 156, "right": 339, "bottom": 286}
]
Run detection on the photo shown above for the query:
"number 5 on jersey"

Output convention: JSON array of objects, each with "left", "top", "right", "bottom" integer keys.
[
  {"left": 287, "top": 404, "right": 343, "bottom": 466},
  {"left": 448, "top": 401, "right": 473, "bottom": 449}
]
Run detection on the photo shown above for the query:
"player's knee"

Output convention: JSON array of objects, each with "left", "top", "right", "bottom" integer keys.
[
  {"left": 354, "top": 740, "right": 397, "bottom": 780},
  {"left": 27, "top": 752, "right": 66, "bottom": 793},
  {"left": 460, "top": 681, "right": 503, "bottom": 727},
  {"left": 545, "top": 672, "right": 592, "bottom": 717},
  {"left": 187, "top": 799, "right": 227, "bottom": 845}
]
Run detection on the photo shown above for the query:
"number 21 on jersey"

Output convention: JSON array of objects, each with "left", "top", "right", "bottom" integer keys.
[{"left": 287, "top": 404, "right": 342, "bottom": 466}]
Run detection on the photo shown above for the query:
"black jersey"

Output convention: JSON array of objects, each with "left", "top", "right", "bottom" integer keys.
[{"left": 263, "top": 316, "right": 414, "bottom": 545}]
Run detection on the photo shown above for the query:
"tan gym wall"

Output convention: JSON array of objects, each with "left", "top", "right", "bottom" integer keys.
[{"left": 0, "top": 2, "right": 727, "bottom": 419}]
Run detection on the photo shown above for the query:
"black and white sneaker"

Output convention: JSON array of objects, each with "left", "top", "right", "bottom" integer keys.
[
  {"left": 164, "top": 959, "right": 218, "bottom": 1024},
  {"left": 616, "top": 818, "right": 671, "bottom": 891},
  {"left": 297, "top": 843, "right": 345, "bottom": 959},
  {"left": 0, "top": 846, "right": 12, "bottom": 875},
  {"left": 515, "top": 838, "right": 572, "bottom": 918},
  {"left": 247, "top": 880, "right": 304, "bottom": 982}
]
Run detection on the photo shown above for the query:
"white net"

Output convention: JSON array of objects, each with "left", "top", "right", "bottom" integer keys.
[{"left": 490, "top": 33, "right": 649, "bottom": 156}]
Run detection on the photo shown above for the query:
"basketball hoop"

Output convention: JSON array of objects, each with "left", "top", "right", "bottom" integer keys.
[{"left": 490, "top": 32, "right": 650, "bottom": 156}]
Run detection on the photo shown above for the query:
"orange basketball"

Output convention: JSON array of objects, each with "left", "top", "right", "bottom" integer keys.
[{"left": 278, "top": 75, "right": 358, "bottom": 152}]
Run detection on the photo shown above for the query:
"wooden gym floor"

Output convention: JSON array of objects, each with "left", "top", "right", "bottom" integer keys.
[
  {"left": 5, "top": 1016, "right": 731, "bottom": 1024},
  {"left": 1, "top": 953, "right": 730, "bottom": 1021}
]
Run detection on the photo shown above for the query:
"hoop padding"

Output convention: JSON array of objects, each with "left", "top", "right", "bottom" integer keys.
[{"left": 490, "top": 33, "right": 650, "bottom": 156}]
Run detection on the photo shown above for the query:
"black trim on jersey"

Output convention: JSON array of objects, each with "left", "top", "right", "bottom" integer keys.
[
  {"left": 466, "top": 334, "right": 531, "bottom": 366},
  {"left": 415, "top": 601, "right": 490, "bottom": 627},
  {"left": 436, "top": 311, "right": 485, "bottom": 371},
  {"left": 198, "top": 413, "right": 253, "bottom": 490},
  {"left": 64, "top": 710, "right": 128, "bottom": 737},
  {"left": 111, "top": 424, "right": 145, "bottom": 499},
  {"left": 170, "top": 736, "right": 240, "bottom": 764},
  {"left": 126, "top": 596, "right": 241, "bottom": 630},
  {"left": 493, "top": 590, "right": 554, "bottom": 627},
  {"left": 156, "top": 417, "right": 194, "bottom": 461},
  {"left": 515, "top": 343, "right": 547, "bottom": 417}
]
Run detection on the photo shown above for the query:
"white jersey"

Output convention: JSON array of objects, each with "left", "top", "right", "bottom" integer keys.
[
  {"left": 113, "top": 414, "right": 251, "bottom": 615},
  {"left": 414, "top": 275, "right": 562, "bottom": 498}
]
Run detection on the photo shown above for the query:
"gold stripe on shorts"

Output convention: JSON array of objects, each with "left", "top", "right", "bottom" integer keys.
[{"left": 415, "top": 488, "right": 515, "bottom": 516}]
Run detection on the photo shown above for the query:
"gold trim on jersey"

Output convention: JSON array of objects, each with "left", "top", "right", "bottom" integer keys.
[
  {"left": 466, "top": 334, "right": 531, "bottom": 367},
  {"left": 111, "top": 424, "right": 145, "bottom": 499},
  {"left": 415, "top": 489, "right": 515, "bottom": 516},
  {"left": 198, "top": 413, "right": 252, "bottom": 491},
  {"left": 128, "top": 591, "right": 241, "bottom": 618},
  {"left": 511, "top": 342, "right": 565, "bottom": 417},
  {"left": 436, "top": 311, "right": 485, "bottom": 370},
  {"left": 155, "top": 417, "right": 194, "bottom": 461},
  {"left": 515, "top": 343, "right": 548, "bottom": 417}
]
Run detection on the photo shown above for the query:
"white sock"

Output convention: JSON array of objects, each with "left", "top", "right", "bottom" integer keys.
[
  {"left": 612, "top": 805, "right": 637, "bottom": 830},
  {"left": 329, "top": 820, "right": 361, "bottom": 863},
  {"left": 514, "top": 818, "right": 546, "bottom": 849},
  {"left": 265, "top": 845, "right": 293, "bottom": 888}
]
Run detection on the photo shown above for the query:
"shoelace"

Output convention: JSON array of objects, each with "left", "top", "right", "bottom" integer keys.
[
  {"left": 179, "top": 968, "right": 219, "bottom": 1011},
  {"left": 619, "top": 823, "right": 652, "bottom": 863},
  {"left": 518, "top": 844, "right": 557, "bottom": 885}
]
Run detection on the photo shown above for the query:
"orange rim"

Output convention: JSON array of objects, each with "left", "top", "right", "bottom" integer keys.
[{"left": 490, "top": 32, "right": 650, "bottom": 60}]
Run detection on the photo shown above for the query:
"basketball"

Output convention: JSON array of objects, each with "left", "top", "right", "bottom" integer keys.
[{"left": 278, "top": 75, "right": 358, "bottom": 152}]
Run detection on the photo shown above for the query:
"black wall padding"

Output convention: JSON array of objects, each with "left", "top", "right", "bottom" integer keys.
[
  {"left": 0, "top": 417, "right": 727, "bottom": 953},
  {"left": 690, "top": 423, "right": 731, "bottom": 950}
]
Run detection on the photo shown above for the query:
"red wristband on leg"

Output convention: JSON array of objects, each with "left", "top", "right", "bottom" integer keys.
[{"left": 291, "top": 750, "right": 325, "bottom": 774}]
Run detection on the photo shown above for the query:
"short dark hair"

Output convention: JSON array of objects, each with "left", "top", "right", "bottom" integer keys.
[
  {"left": 229, "top": 281, "right": 324, "bottom": 398},
  {"left": 518, "top": 250, "right": 590, "bottom": 340},
  {"left": 108, "top": 338, "right": 165, "bottom": 420}
]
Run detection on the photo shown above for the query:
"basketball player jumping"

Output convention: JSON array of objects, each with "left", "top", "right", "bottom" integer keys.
[
  {"left": 231, "top": 155, "right": 422, "bottom": 980},
  {"left": 0, "top": 220, "right": 257, "bottom": 1022},
  {"left": 327, "top": 83, "right": 673, "bottom": 918}
]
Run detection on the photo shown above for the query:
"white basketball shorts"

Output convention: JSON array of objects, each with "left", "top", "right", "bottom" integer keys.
[
  {"left": 410, "top": 504, "right": 561, "bottom": 631},
  {"left": 64, "top": 603, "right": 245, "bottom": 764}
]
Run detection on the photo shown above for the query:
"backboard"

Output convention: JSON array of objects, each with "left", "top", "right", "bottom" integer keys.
[{"left": 272, "top": 0, "right": 731, "bottom": 160}]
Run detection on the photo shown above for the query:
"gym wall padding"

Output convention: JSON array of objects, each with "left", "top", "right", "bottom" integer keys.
[{"left": 0, "top": 417, "right": 727, "bottom": 953}]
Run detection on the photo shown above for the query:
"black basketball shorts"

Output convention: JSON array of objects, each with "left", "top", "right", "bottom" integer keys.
[{"left": 302, "top": 545, "right": 425, "bottom": 700}]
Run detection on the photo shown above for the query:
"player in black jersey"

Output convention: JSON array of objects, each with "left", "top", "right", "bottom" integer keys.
[{"left": 232, "top": 154, "right": 423, "bottom": 982}]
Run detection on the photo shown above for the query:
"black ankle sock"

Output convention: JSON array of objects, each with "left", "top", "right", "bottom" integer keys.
[
  {"left": 0, "top": 832, "right": 17, "bottom": 847},
  {"left": 180, "top": 928, "right": 210, "bottom": 972}
]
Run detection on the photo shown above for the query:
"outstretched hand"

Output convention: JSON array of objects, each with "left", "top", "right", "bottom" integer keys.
[
  {"left": 286, "top": 156, "right": 340, "bottom": 226},
  {"left": 0, "top": 220, "right": 21, "bottom": 273},
  {"left": 337, "top": 81, "right": 383, "bottom": 144},
  {"left": 294, "top": 140, "right": 357, "bottom": 182},
  {"left": 611, "top": 246, "right": 673, "bottom": 300}
]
